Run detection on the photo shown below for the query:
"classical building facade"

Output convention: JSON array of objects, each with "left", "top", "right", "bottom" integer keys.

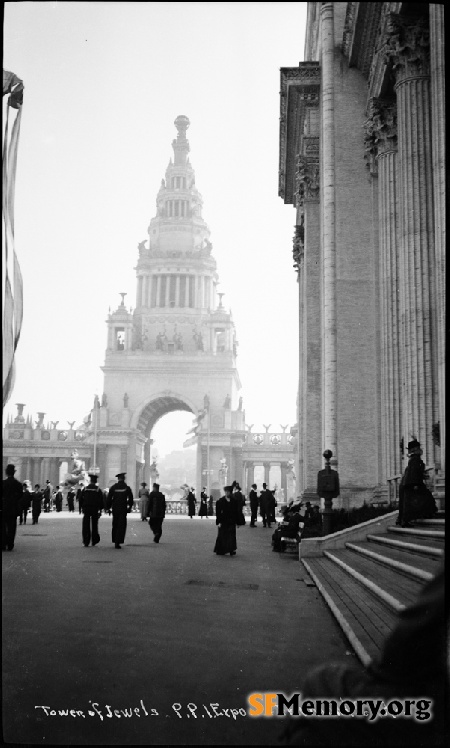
[
  {"left": 279, "top": 2, "right": 445, "bottom": 505},
  {"left": 2, "top": 406, "right": 91, "bottom": 486}
]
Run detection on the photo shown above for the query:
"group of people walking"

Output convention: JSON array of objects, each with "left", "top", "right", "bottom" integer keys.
[{"left": 3, "top": 437, "right": 437, "bottom": 555}]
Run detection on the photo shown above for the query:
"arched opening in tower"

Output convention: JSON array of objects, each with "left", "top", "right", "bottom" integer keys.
[{"left": 136, "top": 397, "right": 198, "bottom": 499}]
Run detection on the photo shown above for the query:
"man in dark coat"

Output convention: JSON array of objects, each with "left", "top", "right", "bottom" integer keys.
[
  {"left": 2, "top": 464, "right": 23, "bottom": 551},
  {"left": 398, "top": 439, "right": 437, "bottom": 527},
  {"left": 67, "top": 487, "right": 76, "bottom": 513},
  {"left": 260, "top": 483, "right": 275, "bottom": 528},
  {"left": 198, "top": 488, "right": 208, "bottom": 518},
  {"left": 54, "top": 486, "right": 63, "bottom": 512},
  {"left": 187, "top": 488, "right": 196, "bottom": 518},
  {"left": 20, "top": 483, "right": 32, "bottom": 524},
  {"left": 43, "top": 479, "right": 52, "bottom": 513},
  {"left": 107, "top": 472, "right": 134, "bottom": 549},
  {"left": 148, "top": 482, "right": 166, "bottom": 543},
  {"left": 31, "top": 485, "right": 43, "bottom": 524},
  {"left": 80, "top": 474, "right": 104, "bottom": 547},
  {"left": 214, "top": 485, "right": 240, "bottom": 556},
  {"left": 249, "top": 483, "right": 259, "bottom": 527}
]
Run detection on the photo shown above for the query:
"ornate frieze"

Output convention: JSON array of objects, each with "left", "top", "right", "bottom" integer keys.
[
  {"left": 295, "top": 154, "right": 320, "bottom": 207},
  {"left": 363, "top": 99, "right": 397, "bottom": 174},
  {"left": 292, "top": 221, "right": 304, "bottom": 275},
  {"left": 384, "top": 15, "right": 430, "bottom": 85}
]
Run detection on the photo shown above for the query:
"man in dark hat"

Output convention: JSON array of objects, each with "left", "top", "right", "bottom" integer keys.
[
  {"left": 43, "top": 479, "right": 53, "bottom": 513},
  {"left": 260, "top": 483, "right": 275, "bottom": 528},
  {"left": 249, "top": 483, "right": 259, "bottom": 527},
  {"left": 31, "top": 485, "right": 43, "bottom": 525},
  {"left": 398, "top": 439, "right": 437, "bottom": 527},
  {"left": 106, "top": 473, "right": 134, "bottom": 549},
  {"left": 147, "top": 482, "right": 166, "bottom": 543},
  {"left": 79, "top": 473, "right": 104, "bottom": 547},
  {"left": 2, "top": 464, "right": 23, "bottom": 551}
]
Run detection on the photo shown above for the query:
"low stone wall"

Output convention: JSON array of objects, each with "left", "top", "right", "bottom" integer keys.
[{"left": 300, "top": 510, "right": 398, "bottom": 558}]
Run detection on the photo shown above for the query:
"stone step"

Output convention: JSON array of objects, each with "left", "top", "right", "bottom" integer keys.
[
  {"left": 302, "top": 556, "right": 399, "bottom": 666},
  {"left": 344, "top": 541, "right": 435, "bottom": 581},
  {"left": 414, "top": 518, "right": 445, "bottom": 527},
  {"left": 387, "top": 526, "right": 445, "bottom": 541},
  {"left": 366, "top": 533, "right": 444, "bottom": 560},
  {"left": 323, "top": 549, "right": 423, "bottom": 610}
]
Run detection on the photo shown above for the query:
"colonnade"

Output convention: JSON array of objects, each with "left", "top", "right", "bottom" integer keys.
[
  {"left": 4, "top": 455, "right": 78, "bottom": 487},
  {"left": 137, "top": 273, "right": 216, "bottom": 310},
  {"left": 243, "top": 461, "right": 289, "bottom": 496},
  {"left": 368, "top": 12, "right": 445, "bottom": 471}
]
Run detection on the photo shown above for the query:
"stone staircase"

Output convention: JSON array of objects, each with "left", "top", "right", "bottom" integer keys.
[
  {"left": 433, "top": 472, "right": 446, "bottom": 509},
  {"left": 300, "top": 510, "right": 445, "bottom": 666}
]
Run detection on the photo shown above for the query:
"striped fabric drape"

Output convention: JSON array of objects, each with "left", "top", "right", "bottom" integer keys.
[{"left": 2, "top": 69, "right": 24, "bottom": 407}]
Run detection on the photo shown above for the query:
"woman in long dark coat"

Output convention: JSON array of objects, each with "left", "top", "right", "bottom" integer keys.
[
  {"left": 198, "top": 489, "right": 208, "bottom": 518},
  {"left": 399, "top": 439, "right": 437, "bottom": 527},
  {"left": 187, "top": 489, "right": 196, "bottom": 518},
  {"left": 214, "top": 486, "right": 240, "bottom": 556}
]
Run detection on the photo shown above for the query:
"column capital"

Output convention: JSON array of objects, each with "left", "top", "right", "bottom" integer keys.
[
  {"left": 364, "top": 98, "right": 397, "bottom": 173},
  {"left": 384, "top": 14, "right": 430, "bottom": 86}
]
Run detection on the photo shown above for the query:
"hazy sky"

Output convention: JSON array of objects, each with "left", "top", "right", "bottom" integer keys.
[{"left": 3, "top": 1, "right": 306, "bottom": 456}]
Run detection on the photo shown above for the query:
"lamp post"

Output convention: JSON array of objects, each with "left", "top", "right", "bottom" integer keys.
[
  {"left": 219, "top": 458, "right": 228, "bottom": 492},
  {"left": 90, "top": 397, "right": 100, "bottom": 478}
]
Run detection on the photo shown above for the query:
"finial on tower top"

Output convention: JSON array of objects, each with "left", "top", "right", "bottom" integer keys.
[
  {"left": 119, "top": 292, "right": 127, "bottom": 306},
  {"left": 174, "top": 115, "right": 190, "bottom": 136}
]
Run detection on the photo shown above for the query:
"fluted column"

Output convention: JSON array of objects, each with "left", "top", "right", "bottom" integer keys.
[
  {"left": 321, "top": 2, "right": 337, "bottom": 460},
  {"left": 429, "top": 4, "right": 445, "bottom": 469},
  {"left": 156, "top": 275, "right": 162, "bottom": 307},
  {"left": 386, "top": 15, "right": 436, "bottom": 465},
  {"left": 296, "top": 142, "right": 321, "bottom": 497},
  {"left": 366, "top": 100, "right": 402, "bottom": 479},
  {"left": 149, "top": 275, "right": 153, "bottom": 308},
  {"left": 175, "top": 275, "right": 180, "bottom": 307},
  {"left": 295, "top": 226, "right": 305, "bottom": 493},
  {"left": 142, "top": 275, "right": 148, "bottom": 308}
]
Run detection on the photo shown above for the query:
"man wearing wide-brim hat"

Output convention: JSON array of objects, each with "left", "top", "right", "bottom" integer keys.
[
  {"left": 106, "top": 473, "right": 134, "bottom": 548},
  {"left": 398, "top": 439, "right": 437, "bottom": 527},
  {"left": 2, "top": 464, "right": 23, "bottom": 551}
]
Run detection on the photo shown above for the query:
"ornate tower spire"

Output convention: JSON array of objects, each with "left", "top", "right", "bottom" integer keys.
[{"left": 172, "top": 115, "right": 190, "bottom": 166}]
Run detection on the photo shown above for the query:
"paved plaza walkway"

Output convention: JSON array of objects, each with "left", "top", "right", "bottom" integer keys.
[{"left": 2, "top": 513, "right": 355, "bottom": 745}]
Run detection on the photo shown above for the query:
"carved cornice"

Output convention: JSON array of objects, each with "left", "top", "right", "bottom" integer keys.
[
  {"left": 384, "top": 14, "right": 430, "bottom": 86},
  {"left": 363, "top": 98, "right": 397, "bottom": 174},
  {"left": 279, "top": 63, "right": 320, "bottom": 204},
  {"left": 344, "top": 2, "right": 383, "bottom": 78}
]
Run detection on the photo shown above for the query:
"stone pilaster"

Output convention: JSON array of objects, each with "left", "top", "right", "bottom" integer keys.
[
  {"left": 429, "top": 4, "right": 445, "bottom": 469},
  {"left": 385, "top": 15, "right": 436, "bottom": 465}
]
